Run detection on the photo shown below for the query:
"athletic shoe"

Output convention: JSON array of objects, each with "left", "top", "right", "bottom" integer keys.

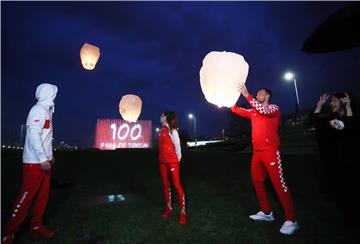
[
  {"left": 249, "top": 211, "right": 274, "bottom": 222},
  {"left": 280, "top": 220, "right": 299, "bottom": 235},
  {"left": 179, "top": 212, "right": 186, "bottom": 225},
  {"left": 29, "top": 225, "right": 55, "bottom": 238},
  {"left": 2, "top": 234, "right": 14, "bottom": 244},
  {"left": 162, "top": 208, "right": 173, "bottom": 219}
]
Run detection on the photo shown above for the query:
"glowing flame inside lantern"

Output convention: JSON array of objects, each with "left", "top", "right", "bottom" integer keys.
[
  {"left": 199, "top": 51, "right": 249, "bottom": 108},
  {"left": 119, "top": 94, "right": 142, "bottom": 123},
  {"left": 80, "top": 43, "right": 100, "bottom": 70}
]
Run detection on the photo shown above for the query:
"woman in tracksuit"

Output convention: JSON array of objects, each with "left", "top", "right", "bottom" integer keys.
[{"left": 158, "top": 111, "right": 186, "bottom": 224}]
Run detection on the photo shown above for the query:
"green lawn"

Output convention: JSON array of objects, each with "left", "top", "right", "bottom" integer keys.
[{"left": 1, "top": 149, "right": 358, "bottom": 243}]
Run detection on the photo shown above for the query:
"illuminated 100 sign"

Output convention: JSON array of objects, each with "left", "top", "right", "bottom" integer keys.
[
  {"left": 111, "top": 123, "right": 142, "bottom": 141},
  {"left": 94, "top": 119, "right": 152, "bottom": 150}
]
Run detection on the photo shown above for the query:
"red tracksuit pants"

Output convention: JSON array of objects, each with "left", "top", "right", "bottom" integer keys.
[
  {"left": 251, "top": 150, "right": 296, "bottom": 221},
  {"left": 6, "top": 163, "right": 51, "bottom": 234},
  {"left": 159, "top": 163, "right": 185, "bottom": 209}
]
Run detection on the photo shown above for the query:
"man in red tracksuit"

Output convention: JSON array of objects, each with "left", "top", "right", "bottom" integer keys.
[
  {"left": 2, "top": 83, "right": 58, "bottom": 244},
  {"left": 231, "top": 82, "right": 299, "bottom": 235}
]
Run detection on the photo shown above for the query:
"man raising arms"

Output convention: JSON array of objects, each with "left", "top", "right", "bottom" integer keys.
[{"left": 231, "top": 82, "right": 299, "bottom": 235}]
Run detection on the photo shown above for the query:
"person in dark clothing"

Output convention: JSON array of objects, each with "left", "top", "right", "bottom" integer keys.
[{"left": 310, "top": 92, "right": 359, "bottom": 228}]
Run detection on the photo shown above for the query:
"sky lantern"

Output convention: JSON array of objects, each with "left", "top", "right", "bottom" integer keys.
[
  {"left": 80, "top": 43, "right": 100, "bottom": 70},
  {"left": 119, "top": 94, "right": 142, "bottom": 123},
  {"left": 199, "top": 51, "right": 249, "bottom": 108}
]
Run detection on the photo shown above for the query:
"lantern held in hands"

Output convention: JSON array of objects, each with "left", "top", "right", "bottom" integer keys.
[
  {"left": 119, "top": 94, "right": 142, "bottom": 123},
  {"left": 199, "top": 51, "right": 249, "bottom": 108},
  {"left": 80, "top": 43, "right": 100, "bottom": 70}
]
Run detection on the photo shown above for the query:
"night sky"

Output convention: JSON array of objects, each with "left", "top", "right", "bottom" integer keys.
[{"left": 2, "top": 2, "right": 360, "bottom": 147}]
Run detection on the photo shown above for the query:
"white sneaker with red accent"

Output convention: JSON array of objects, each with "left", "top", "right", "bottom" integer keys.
[
  {"left": 2, "top": 234, "right": 14, "bottom": 244},
  {"left": 280, "top": 220, "right": 299, "bottom": 235},
  {"left": 249, "top": 211, "right": 274, "bottom": 222}
]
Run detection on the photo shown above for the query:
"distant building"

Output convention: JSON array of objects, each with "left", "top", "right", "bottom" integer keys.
[{"left": 281, "top": 108, "right": 315, "bottom": 133}]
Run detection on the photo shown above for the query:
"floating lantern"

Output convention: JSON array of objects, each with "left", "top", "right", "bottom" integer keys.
[
  {"left": 80, "top": 43, "right": 100, "bottom": 70},
  {"left": 199, "top": 51, "right": 249, "bottom": 108},
  {"left": 119, "top": 94, "right": 142, "bottom": 123}
]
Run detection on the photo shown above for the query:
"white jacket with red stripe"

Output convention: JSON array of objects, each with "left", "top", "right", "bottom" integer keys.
[
  {"left": 23, "top": 83, "right": 58, "bottom": 164},
  {"left": 231, "top": 94, "right": 280, "bottom": 151}
]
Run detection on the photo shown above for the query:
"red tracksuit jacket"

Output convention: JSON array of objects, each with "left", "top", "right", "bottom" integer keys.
[
  {"left": 158, "top": 126, "right": 179, "bottom": 163},
  {"left": 231, "top": 95, "right": 280, "bottom": 151}
]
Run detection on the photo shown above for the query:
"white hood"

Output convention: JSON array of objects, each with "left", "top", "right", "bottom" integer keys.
[{"left": 35, "top": 83, "right": 58, "bottom": 110}]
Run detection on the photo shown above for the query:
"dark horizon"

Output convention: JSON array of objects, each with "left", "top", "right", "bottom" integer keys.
[{"left": 2, "top": 2, "right": 360, "bottom": 147}]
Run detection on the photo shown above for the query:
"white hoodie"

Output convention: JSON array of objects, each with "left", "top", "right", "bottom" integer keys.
[
  {"left": 23, "top": 83, "right": 58, "bottom": 164},
  {"left": 169, "top": 129, "right": 182, "bottom": 161}
]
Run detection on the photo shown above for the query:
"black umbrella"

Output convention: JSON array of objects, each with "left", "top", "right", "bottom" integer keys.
[{"left": 302, "top": 3, "right": 360, "bottom": 53}]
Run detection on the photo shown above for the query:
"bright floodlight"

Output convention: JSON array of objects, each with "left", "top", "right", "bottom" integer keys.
[
  {"left": 155, "top": 128, "right": 160, "bottom": 132},
  {"left": 284, "top": 72, "right": 294, "bottom": 81},
  {"left": 188, "top": 114, "right": 194, "bottom": 119}
]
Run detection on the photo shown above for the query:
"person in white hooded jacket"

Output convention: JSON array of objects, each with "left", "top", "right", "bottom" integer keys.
[{"left": 2, "top": 83, "right": 58, "bottom": 244}]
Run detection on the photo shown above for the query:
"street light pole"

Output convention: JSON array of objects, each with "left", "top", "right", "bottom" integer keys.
[
  {"left": 188, "top": 114, "right": 197, "bottom": 147},
  {"left": 19, "top": 124, "right": 24, "bottom": 146},
  {"left": 293, "top": 77, "right": 301, "bottom": 112},
  {"left": 284, "top": 72, "right": 301, "bottom": 113},
  {"left": 193, "top": 116, "right": 197, "bottom": 146}
]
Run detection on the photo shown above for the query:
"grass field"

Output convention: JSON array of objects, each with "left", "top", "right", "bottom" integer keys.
[{"left": 1, "top": 147, "right": 359, "bottom": 244}]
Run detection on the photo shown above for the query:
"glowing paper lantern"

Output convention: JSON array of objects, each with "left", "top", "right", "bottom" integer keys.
[
  {"left": 119, "top": 94, "right": 142, "bottom": 123},
  {"left": 199, "top": 51, "right": 249, "bottom": 108},
  {"left": 80, "top": 43, "right": 100, "bottom": 70}
]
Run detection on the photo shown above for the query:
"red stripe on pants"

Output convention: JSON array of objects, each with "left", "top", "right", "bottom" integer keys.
[
  {"left": 251, "top": 150, "right": 296, "bottom": 221},
  {"left": 159, "top": 163, "right": 185, "bottom": 209},
  {"left": 6, "top": 163, "right": 51, "bottom": 233}
]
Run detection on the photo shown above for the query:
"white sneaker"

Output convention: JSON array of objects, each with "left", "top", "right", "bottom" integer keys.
[
  {"left": 280, "top": 220, "right": 299, "bottom": 235},
  {"left": 249, "top": 211, "right": 274, "bottom": 222},
  {"left": 2, "top": 234, "right": 15, "bottom": 244}
]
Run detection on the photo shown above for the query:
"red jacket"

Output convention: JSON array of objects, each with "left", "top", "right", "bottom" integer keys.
[
  {"left": 231, "top": 95, "right": 280, "bottom": 151},
  {"left": 158, "top": 126, "right": 179, "bottom": 163}
]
